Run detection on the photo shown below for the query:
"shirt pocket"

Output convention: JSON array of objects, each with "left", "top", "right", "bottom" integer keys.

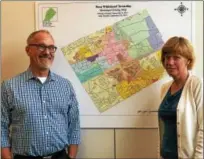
[{"left": 46, "top": 90, "right": 69, "bottom": 114}]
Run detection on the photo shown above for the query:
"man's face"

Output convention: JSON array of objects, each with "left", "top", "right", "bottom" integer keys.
[{"left": 26, "top": 32, "right": 56, "bottom": 70}]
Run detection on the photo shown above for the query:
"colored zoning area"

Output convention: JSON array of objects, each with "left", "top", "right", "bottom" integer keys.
[{"left": 61, "top": 9, "right": 165, "bottom": 112}]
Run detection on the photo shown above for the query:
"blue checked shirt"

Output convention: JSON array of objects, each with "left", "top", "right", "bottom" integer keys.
[{"left": 1, "top": 69, "right": 81, "bottom": 156}]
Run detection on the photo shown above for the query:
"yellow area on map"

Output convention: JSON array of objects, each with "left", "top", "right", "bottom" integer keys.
[
  {"left": 85, "top": 29, "right": 107, "bottom": 53},
  {"left": 139, "top": 50, "right": 162, "bottom": 70},
  {"left": 82, "top": 74, "right": 123, "bottom": 112},
  {"left": 116, "top": 66, "right": 164, "bottom": 99},
  {"left": 73, "top": 45, "right": 93, "bottom": 61},
  {"left": 156, "top": 50, "right": 162, "bottom": 59},
  {"left": 62, "top": 30, "right": 106, "bottom": 63},
  {"left": 105, "top": 26, "right": 113, "bottom": 33}
]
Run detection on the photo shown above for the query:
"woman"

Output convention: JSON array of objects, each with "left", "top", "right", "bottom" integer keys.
[{"left": 158, "top": 36, "right": 203, "bottom": 159}]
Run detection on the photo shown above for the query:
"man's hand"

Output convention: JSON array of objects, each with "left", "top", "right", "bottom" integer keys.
[
  {"left": 1, "top": 147, "right": 12, "bottom": 159},
  {"left": 68, "top": 144, "right": 78, "bottom": 159}
]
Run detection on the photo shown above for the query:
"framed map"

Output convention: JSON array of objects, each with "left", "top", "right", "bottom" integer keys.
[{"left": 36, "top": 1, "right": 194, "bottom": 128}]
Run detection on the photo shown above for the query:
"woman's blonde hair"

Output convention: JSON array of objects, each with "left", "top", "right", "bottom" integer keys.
[{"left": 161, "top": 36, "right": 195, "bottom": 70}]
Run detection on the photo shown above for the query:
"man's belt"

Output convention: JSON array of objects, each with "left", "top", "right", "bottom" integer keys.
[{"left": 14, "top": 148, "right": 66, "bottom": 159}]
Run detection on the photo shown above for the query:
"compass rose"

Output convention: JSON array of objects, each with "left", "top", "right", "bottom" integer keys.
[{"left": 174, "top": 2, "right": 189, "bottom": 16}]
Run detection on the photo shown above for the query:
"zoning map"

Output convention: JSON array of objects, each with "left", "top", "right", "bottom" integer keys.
[{"left": 61, "top": 9, "right": 165, "bottom": 112}]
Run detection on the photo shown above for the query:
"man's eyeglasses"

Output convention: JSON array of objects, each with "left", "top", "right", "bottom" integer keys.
[{"left": 28, "top": 44, "right": 57, "bottom": 53}]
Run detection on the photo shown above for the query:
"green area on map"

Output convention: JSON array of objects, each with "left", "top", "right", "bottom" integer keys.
[{"left": 43, "top": 8, "right": 56, "bottom": 22}]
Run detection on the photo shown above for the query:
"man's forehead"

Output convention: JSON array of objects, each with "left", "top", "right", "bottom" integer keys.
[
  {"left": 33, "top": 32, "right": 52, "bottom": 38},
  {"left": 30, "top": 32, "right": 54, "bottom": 43}
]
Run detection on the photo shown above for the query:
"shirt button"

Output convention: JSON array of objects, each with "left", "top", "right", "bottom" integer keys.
[
  {"left": 43, "top": 101, "right": 46, "bottom": 103},
  {"left": 44, "top": 115, "right": 47, "bottom": 119},
  {"left": 46, "top": 132, "right": 49, "bottom": 135},
  {"left": 177, "top": 122, "right": 180, "bottom": 125},
  {"left": 178, "top": 134, "right": 180, "bottom": 137}
]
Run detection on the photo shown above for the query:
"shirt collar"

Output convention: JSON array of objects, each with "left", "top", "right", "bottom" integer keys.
[{"left": 24, "top": 68, "right": 58, "bottom": 82}]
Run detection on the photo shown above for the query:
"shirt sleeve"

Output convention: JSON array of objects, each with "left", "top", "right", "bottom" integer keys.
[
  {"left": 193, "top": 78, "right": 203, "bottom": 158},
  {"left": 1, "top": 81, "right": 11, "bottom": 147},
  {"left": 67, "top": 82, "right": 81, "bottom": 145}
]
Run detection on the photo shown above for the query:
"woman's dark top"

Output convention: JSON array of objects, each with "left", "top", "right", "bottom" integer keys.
[{"left": 158, "top": 87, "right": 183, "bottom": 159}]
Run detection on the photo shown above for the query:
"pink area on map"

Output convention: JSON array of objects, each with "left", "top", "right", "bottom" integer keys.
[{"left": 99, "top": 31, "right": 129, "bottom": 64}]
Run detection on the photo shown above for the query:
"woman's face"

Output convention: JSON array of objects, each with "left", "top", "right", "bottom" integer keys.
[{"left": 164, "top": 54, "right": 189, "bottom": 79}]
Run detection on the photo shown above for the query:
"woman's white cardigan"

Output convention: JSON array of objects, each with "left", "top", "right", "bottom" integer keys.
[{"left": 158, "top": 74, "right": 203, "bottom": 159}]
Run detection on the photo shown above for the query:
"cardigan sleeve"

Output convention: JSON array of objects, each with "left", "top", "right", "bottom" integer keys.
[{"left": 193, "top": 78, "right": 203, "bottom": 159}]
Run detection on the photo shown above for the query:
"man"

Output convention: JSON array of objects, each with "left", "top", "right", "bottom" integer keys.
[{"left": 1, "top": 30, "right": 81, "bottom": 159}]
